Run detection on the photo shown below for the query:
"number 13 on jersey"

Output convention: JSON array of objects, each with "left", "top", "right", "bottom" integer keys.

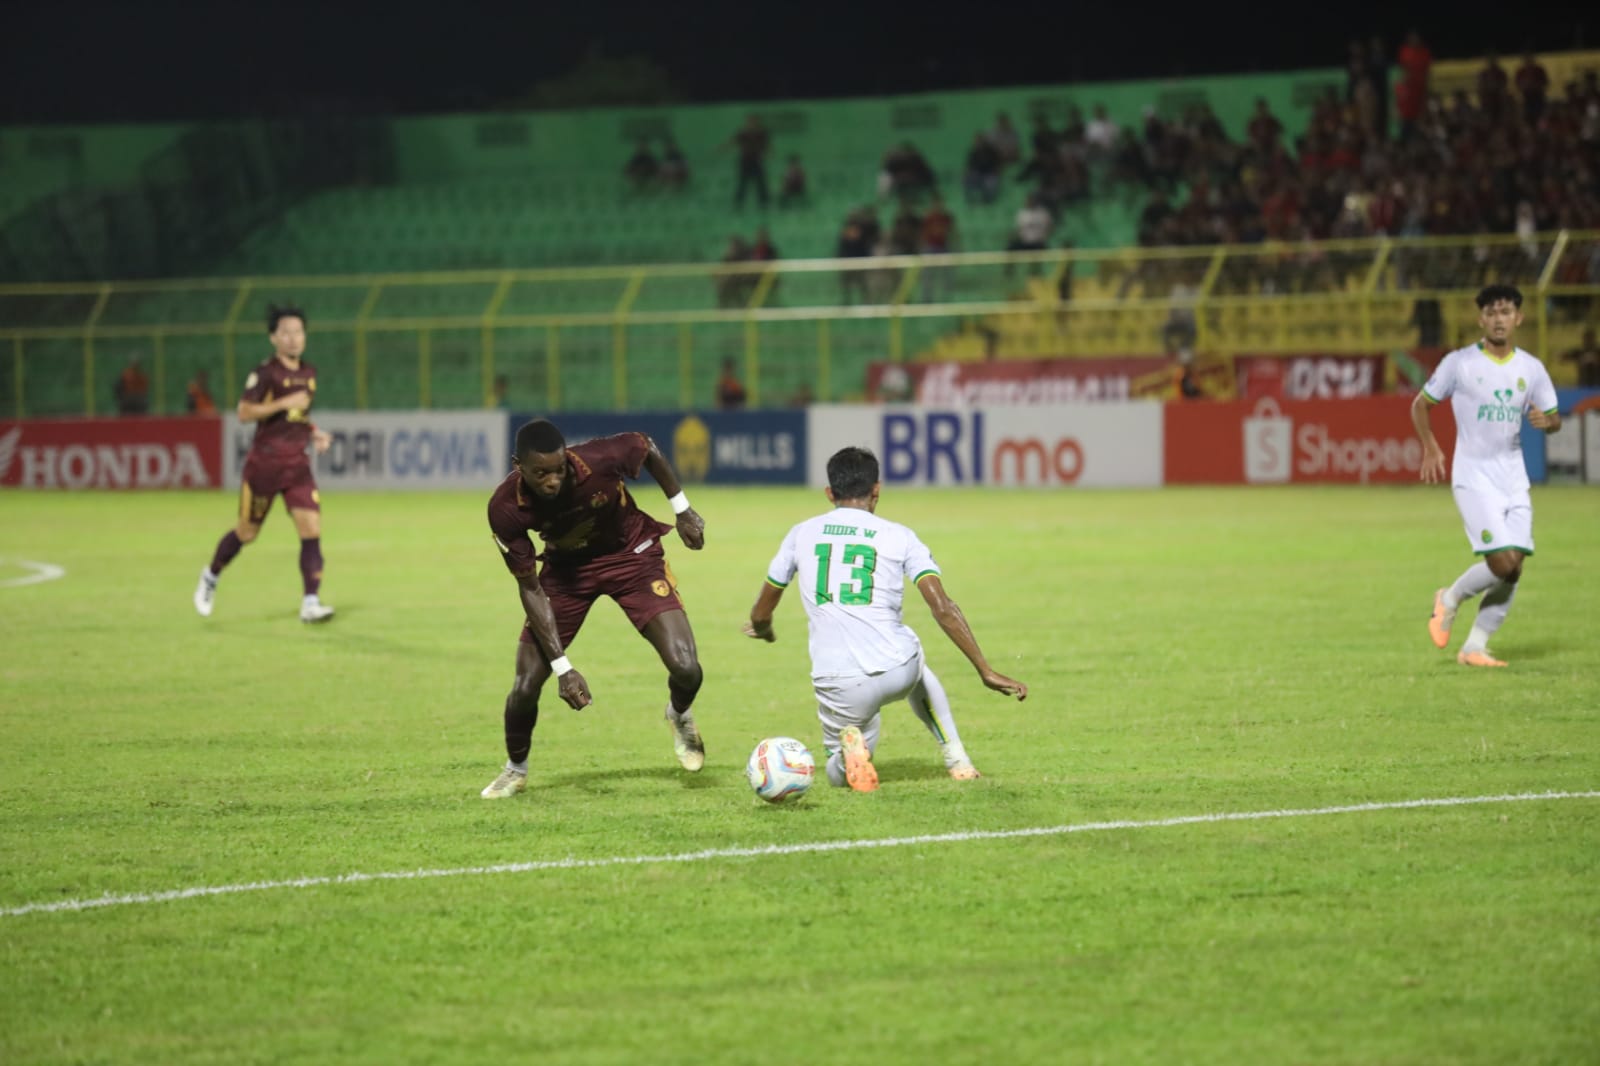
[{"left": 814, "top": 542, "right": 878, "bottom": 605}]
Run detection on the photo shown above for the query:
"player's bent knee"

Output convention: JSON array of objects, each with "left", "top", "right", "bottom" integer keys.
[
  {"left": 235, "top": 523, "right": 261, "bottom": 543},
  {"left": 509, "top": 674, "right": 545, "bottom": 708},
  {"left": 667, "top": 659, "right": 703, "bottom": 693}
]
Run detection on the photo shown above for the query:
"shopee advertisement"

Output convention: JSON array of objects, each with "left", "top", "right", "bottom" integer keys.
[
  {"left": 1164, "top": 396, "right": 1459, "bottom": 484},
  {"left": 806, "top": 403, "right": 1163, "bottom": 487},
  {"left": 0, "top": 417, "right": 222, "bottom": 489}
]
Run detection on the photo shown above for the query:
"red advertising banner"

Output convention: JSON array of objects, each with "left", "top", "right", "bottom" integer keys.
[
  {"left": 867, "top": 357, "right": 1175, "bottom": 404},
  {"left": 1235, "top": 355, "right": 1388, "bottom": 400},
  {"left": 0, "top": 417, "right": 223, "bottom": 489},
  {"left": 1164, "top": 395, "right": 1458, "bottom": 484}
]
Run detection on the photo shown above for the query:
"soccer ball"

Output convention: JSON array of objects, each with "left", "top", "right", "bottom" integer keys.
[{"left": 746, "top": 737, "right": 815, "bottom": 804}]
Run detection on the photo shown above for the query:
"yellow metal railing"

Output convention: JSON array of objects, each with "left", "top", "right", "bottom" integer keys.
[{"left": 2, "top": 232, "right": 1597, "bottom": 417}]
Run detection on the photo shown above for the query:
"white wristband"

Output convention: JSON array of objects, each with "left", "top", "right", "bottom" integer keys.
[
  {"left": 668, "top": 491, "right": 691, "bottom": 515},
  {"left": 549, "top": 656, "right": 573, "bottom": 677}
]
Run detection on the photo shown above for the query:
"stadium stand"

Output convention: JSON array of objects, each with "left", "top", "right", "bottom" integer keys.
[{"left": 2, "top": 45, "right": 1598, "bottom": 416}]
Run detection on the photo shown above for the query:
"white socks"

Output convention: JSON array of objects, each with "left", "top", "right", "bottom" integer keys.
[
  {"left": 302, "top": 594, "right": 321, "bottom": 609},
  {"left": 1445, "top": 562, "right": 1498, "bottom": 609},
  {"left": 907, "top": 666, "right": 970, "bottom": 767},
  {"left": 1462, "top": 581, "right": 1517, "bottom": 652},
  {"left": 506, "top": 759, "right": 528, "bottom": 774}
]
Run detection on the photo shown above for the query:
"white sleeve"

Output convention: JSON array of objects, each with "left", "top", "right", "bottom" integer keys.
[
  {"left": 1422, "top": 351, "right": 1457, "bottom": 403},
  {"left": 766, "top": 525, "right": 800, "bottom": 588},
  {"left": 902, "top": 528, "right": 941, "bottom": 584},
  {"left": 1528, "top": 360, "right": 1558, "bottom": 414}
]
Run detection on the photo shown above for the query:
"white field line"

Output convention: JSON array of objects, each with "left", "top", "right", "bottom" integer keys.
[
  {"left": 4, "top": 790, "right": 1596, "bottom": 920},
  {"left": 0, "top": 559, "right": 65, "bottom": 589}
]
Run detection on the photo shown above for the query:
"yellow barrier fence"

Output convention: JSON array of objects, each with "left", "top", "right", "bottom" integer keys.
[{"left": 1, "top": 231, "right": 1597, "bottom": 417}]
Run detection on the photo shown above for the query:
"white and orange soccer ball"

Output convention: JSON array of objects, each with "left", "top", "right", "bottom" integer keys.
[{"left": 745, "top": 737, "right": 815, "bottom": 803}]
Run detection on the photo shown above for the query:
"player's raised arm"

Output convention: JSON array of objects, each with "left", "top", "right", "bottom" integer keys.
[
  {"left": 641, "top": 436, "right": 705, "bottom": 550},
  {"left": 915, "top": 574, "right": 1027, "bottom": 700}
]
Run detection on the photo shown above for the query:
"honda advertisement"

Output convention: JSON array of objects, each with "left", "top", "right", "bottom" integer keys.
[
  {"left": 1164, "top": 396, "right": 1460, "bottom": 484},
  {"left": 224, "top": 411, "right": 508, "bottom": 491},
  {"left": 0, "top": 417, "right": 222, "bottom": 489},
  {"left": 805, "top": 404, "right": 1164, "bottom": 488}
]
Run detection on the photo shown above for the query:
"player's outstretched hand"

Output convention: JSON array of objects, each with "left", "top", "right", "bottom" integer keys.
[
  {"left": 311, "top": 428, "right": 332, "bottom": 454},
  {"left": 282, "top": 390, "right": 312, "bottom": 413},
  {"left": 741, "top": 617, "right": 775, "bottom": 642},
  {"left": 1419, "top": 445, "right": 1447, "bottom": 484},
  {"left": 558, "top": 669, "right": 593, "bottom": 711},
  {"left": 1527, "top": 408, "right": 1557, "bottom": 430},
  {"left": 981, "top": 669, "right": 1028, "bottom": 701},
  {"left": 677, "top": 507, "right": 706, "bottom": 551}
]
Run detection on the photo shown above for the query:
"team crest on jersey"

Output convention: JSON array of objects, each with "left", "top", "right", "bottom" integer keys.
[
  {"left": 245, "top": 372, "right": 259, "bottom": 389},
  {"left": 1516, "top": 377, "right": 1526, "bottom": 391},
  {"left": 590, "top": 492, "right": 607, "bottom": 508},
  {"left": 651, "top": 580, "right": 671, "bottom": 597},
  {"left": 1481, "top": 529, "right": 1493, "bottom": 543}
]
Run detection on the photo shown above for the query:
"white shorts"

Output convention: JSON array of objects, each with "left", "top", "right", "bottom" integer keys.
[
  {"left": 1452, "top": 486, "right": 1534, "bottom": 555},
  {"left": 813, "top": 652, "right": 924, "bottom": 759}
]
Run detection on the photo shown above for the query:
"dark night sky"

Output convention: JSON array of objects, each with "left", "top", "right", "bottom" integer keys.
[{"left": 1, "top": 1, "right": 1592, "bottom": 124}]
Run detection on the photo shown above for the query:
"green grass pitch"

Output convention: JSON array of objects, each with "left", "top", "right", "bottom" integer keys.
[{"left": 2, "top": 484, "right": 1597, "bottom": 1065}]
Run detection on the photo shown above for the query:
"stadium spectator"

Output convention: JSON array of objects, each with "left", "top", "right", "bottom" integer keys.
[
  {"left": 1562, "top": 327, "right": 1600, "bottom": 387},
  {"left": 751, "top": 226, "right": 780, "bottom": 262},
  {"left": 919, "top": 195, "right": 956, "bottom": 301},
  {"left": 659, "top": 139, "right": 689, "bottom": 191},
  {"left": 114, "top": 355, "right": 149, "bottom": 416},
  {"left": 1367, "top": 34, "right": 1391, "bottom": 139},
  {"left": 1248, "top": 98, "right": 1284, "bottom": 151},
  {"left": 836, "top": 207, "right": 879, "bottom": 304},
  {"left": 986, "top": 112, "right": 1021, "bottom": 165},
  {"left": 1396, "top": 31, "right": 1433, "bottom": 140},
  {"left": 716, "top": 357, "right": 748, "bottom": 409},
  {"left": 1515, "top": 52, "right": 1550, "bottom": 124},
  {"left": 1085, "top": 104, "right": 1119, "bottom": 154},
  {"left": 490, "top": 374, "right": 510, "bottom": 410},
  {"left": 1005, "top": 193, "right": 1052, "bottom": 276},
  {"left": 877, "top": 142, "right": 936, "bottom": 202},
  {"left": 725, "top": 113, "right": 771, "bottom": 208},
  {"left": 963, "top": 132, "right": 1002, "bottom": 204},
  {"left": 623, "top": 139, "right": 659, "bottom": 192},
  {"left": 186, "top": 369, "right": 217, "bottom": 416},
  {"left": 1477, "top": 51, "right": 1511, "bottom": 119},
  {"left": 1409, "top": 296, "right": 1445, "bottom": 347},
  {"left": 778, "top": 154, "right": 808, "bottom": 207},
  {"left": 716, "top": 235, "right": 753, "bottom": 308}
]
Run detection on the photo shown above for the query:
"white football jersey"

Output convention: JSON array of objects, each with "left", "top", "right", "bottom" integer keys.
[
  {"left": 1422, "top": 343, "right": 1557, "bottom": 495},
  {"left": 766, "top": 506, "right": 940, "bottom": 680}
]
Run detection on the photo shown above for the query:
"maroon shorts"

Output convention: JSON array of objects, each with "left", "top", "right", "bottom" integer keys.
[
  {"left": 239, "top": 455, "right": 319, "bottom": 525},
  {"left": 519, "top": 541, "right": 684, "bottom": 649}
]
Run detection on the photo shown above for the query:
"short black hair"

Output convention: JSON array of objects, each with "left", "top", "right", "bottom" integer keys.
[
  {"left": 515, "top": 418, "right": 566, "bottom": 458},
  {"left": 827, "top": 446, "right": 879, "bottom": 500},
  {"left": 266, "top": 303, "right": 307, "bottom": 333},
  {"left": 1476, "top": 285, "right": 1523, "bottom": 309}
]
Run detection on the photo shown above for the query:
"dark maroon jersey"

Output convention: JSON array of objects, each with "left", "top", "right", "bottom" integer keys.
[
  {"left": 240, "top": 355, "right": 318, "bottom": 463},
  {"left": 488, "top": 432, "right": 673, "bottom": 574}
]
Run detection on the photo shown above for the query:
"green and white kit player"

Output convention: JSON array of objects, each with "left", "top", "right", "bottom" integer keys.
[
  {"left": 743, "top": 446, "right": 1027, "bottom": 791},
  {"left": 1412, "top": 284, "right": 1562, "bottom": 667}
]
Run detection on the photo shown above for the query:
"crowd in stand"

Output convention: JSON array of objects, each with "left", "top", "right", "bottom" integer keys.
[{"left": 620, "top": 35, "right": 1600, "bottom": 311}]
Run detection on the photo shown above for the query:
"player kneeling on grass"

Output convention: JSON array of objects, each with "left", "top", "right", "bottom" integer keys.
[
  {"left": 480, "top": 419, "right": 708, "bottom": 799},
  {"left": 1412, "top": 283, "right": 1561, "bottom": 668},
  {"left": 743, "top": 445, "right": 1026, "bottom": 792}
]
